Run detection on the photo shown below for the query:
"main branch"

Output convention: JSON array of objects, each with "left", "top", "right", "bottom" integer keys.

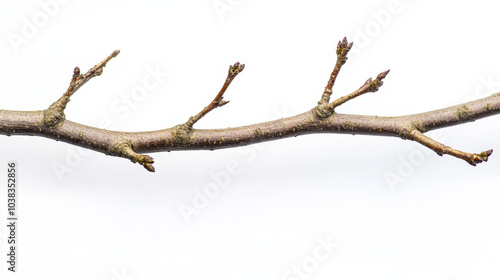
[{"left": 1, "top": 38, "right": 499, "bottom": 172}]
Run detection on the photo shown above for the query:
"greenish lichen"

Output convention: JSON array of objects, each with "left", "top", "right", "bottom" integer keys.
[
  {"left": 42, "top": 96, "right": 70, "bottom": 128},
  {"left": 254, "top": 128, "right": 263, "bottom": 137},
  {"left": 486, "top": 103, "right": 491, "bottom": 111},
  {"left": 43, "top": 109, "right": 65, "bottom": 128},
  {"left": 342, "top": 122, "right": 355, "bottom": 130},
  {"left": 455, "top": 105, "right": 471, "bottom": 120},
  {"left": 172, "top": 124, "right": 192, "bottom": 144}
]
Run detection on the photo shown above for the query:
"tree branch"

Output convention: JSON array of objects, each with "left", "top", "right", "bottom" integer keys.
[{"left": 1, "top": 39, "right": 498, "bottom": 172}]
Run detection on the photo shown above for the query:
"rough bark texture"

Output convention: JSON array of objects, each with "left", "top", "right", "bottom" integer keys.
[{"left": 1, "top": 38, "right": 498, "bottom": 171}]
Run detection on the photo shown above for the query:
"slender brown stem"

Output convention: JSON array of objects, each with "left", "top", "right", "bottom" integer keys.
[
  {"left": 43, "top": 50, "right": 120, "bottom": 128},
  {"left": 408, "top": 129, "right": 493, "bottom": 166},
  {"left": 184, "top": 62, "right": 245, "bottom": 129},
  {"left": 66, "top": 50, "right": 120, "bottom": 98},
  {"left": 327, "top": 69, "right": 390, "bottom": 111},
  {"left": 318, "top": 37, "right": 353, "bottom": 106}
]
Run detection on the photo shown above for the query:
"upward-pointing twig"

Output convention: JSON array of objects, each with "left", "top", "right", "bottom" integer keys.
[
  {"left": 66, "top": 50, "right": 120, "bottom": 96},
  {"left": 43, "top": 50, "right": 120, "bottom": 127},
  {"left": 318, "top": 37, "right": 353, "bottom": 106},
  {"left": 184, "top": 62, "right": 245, "bottom": 129}
]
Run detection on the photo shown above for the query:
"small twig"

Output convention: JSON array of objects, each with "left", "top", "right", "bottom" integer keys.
[
  {"left": 184, "top": 62, "right": 245, "bottom": 129},
  {"left": 327, "top": 69, "right": 390, "bottom": 111},
  {"left": 43, "top": 50, "right": 120, "bottom": 127},
  {"left": 67, "top": 50, "right": 120, "bottom": 97},
  {"left": 318, "top": 37, "right": 353, "bottom": 106},
  {"left": 109, "top": 142, "right": 155, "bottom": 172},
  {"left": 408, "top": 129, "right": 493, "bottom": 166}
]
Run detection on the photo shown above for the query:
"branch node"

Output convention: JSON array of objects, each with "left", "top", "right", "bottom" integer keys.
[
  {"left": 172, "top": 124, "right": 193, "bottom": 144},
  {"left": 314, "top": 69, "right": 390, "bottom": 118},
  {"left": 43, "top": 98, "right": 68, "bottom": 127},
  {"left": 312, "top": 106, "right": 334, "bottom": 118}
]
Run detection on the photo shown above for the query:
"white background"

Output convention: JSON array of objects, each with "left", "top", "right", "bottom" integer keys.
[{"left": 1, "top": 0, "right": 500, "bottom": 279}]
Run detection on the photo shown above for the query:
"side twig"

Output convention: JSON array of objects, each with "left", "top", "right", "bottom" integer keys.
[
  {"left": 43, "top": 50, "right": 120, "bottom": 127},
  {"left": 327, "top": 69, "right": 390, "bottom": 111},
  {"left": 408, "top": 130, "right": 493, "bottom": 166},
  {"left": 318, "top": 37, "right": 353, "bottom": 106},
  {"left": 184, "top": 62, "right": 245, "bottom": 129}
]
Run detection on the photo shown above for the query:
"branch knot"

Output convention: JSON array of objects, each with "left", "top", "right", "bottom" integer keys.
[{"left": 43, "top": 96, "right": 70, "bottom": 127}]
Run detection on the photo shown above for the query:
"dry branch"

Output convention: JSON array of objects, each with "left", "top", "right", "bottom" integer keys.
[{"left": 1, "top": 38, "right": 499, "bottom": 172}]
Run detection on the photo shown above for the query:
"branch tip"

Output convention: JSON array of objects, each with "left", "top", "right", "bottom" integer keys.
[
  {"left": 228, "top": 61, "right": 245, "bottom": 79},
  {"left": 218, "top": 100, "right": 230, "bottom": 107},
  {"left": 319, "top": 37, "right": 354, "bottom": 105},
  {"left": 368, "top": 69, "right": 390, "bottom": 92},
  {"left": 139, "top": 155, "right": 156, "bottom": 172},
  {"left": 73, "top": 66, "right": 80, "bottom": 78},
  {"left": 336, "top": 37, "right": 353, "bottom": 64},
  {"left": 470, "top": 149, "right": 493, "bottom": 166},
  {"left": 144, "top": 163, "right": 155, "bottom": 172},
  {"left": 409, "top": 130, "right": 494, "bottom": 166}
]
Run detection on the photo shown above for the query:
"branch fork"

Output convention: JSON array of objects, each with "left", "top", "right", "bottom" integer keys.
[
  {"left": 42, "top": 50, "right": 157, "bottom": 172},
  {"left": 312, "top": 37, "right": 491, "bottom": 166}
]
